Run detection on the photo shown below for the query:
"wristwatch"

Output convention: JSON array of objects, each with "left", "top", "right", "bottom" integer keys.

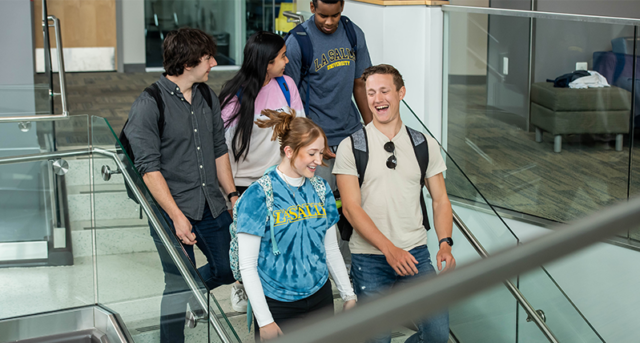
[
  {"left": 439, "top": 237, "right": 453, "bottom": 247},
  {"left": 227, "top": 191, "right": 239, "bottom": 200}
]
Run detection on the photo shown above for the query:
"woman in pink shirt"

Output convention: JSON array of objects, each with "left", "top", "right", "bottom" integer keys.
[
  {"left": 220, "top": 31, "right": 305, "bottom": 194},
  {"left": 218, "top": 31, "right": 305, "bottom": 314}
]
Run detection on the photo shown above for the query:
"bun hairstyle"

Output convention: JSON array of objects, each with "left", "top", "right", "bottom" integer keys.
[{"left": 256, "top": 109, "right": 329, "bottom": 168}]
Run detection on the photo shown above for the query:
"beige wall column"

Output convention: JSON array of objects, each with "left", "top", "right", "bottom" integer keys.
[{"left": 33, "top": 0, "right": 117, "bottom": 72}]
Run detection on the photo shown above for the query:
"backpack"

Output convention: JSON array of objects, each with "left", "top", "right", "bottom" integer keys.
[
  {"left": 228, "top": 166, "right": 327, "bottom": 282},
  {"left": 285, "top": 16, "right": 358, "bottom": 115},
  {"left": 235, "top": 75, "right": 291, "bottom": 107},
  {"left": 117, "top": 82, "right": 214, "bottom": 203},
  {"left": 547, "top": 70, "right": 590, "bottom": 88},
  {"left": 337, "top": 126, "right": 431, "bottom": 241},
  {"left": 228, "top": 167, "right": 328, "bottom": 331}
]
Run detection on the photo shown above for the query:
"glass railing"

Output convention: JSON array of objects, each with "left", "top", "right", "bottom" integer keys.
[
  {"left": 94, "top": 116, "right": 241, "bottom": 342},
  {"left": 400, "top": 100, "right": 604, "bottom": 342},
  {"left": 0, "top": 115, "right": 90, "bottom": 319},
  {"left": 0, "top": 114, "right": 240, "bottom": 343},
  {"left": 441, "top": 6, "right": 640, "bottom": 243},
  {"left": 0, "top": 84, "right": 56, "bottom": 116}
]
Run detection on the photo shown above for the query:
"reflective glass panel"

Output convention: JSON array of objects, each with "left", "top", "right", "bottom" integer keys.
[
  {"left": 444, "top": 12, "right": 634, "bottom": 225},
  {"left": 92, "top": 116, "right": 240, "bottom": 342},
  {"left": 0, "top": 115, "right": 92, "bottom": 319},
  {"left": 145, "top": 0, "right": 240, "bottom": 67}
]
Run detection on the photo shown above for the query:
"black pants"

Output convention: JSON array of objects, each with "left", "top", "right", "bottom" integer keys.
[{"left": 254, "top": 280, "right": 334, "bottom": 340}]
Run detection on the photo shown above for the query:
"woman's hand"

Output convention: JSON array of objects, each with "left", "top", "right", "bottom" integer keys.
[
  {"left": 260, "top": 322, "right": 283, "bottom": 341},
  {"left": 343, "top": 299, "right": 356, "bottom": 311}
]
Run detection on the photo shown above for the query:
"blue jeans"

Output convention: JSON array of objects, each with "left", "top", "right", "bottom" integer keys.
[
  {"left": 351, "top": 245, "right": 449, "bottom": 343},
  {"left": 150, "top": 204, "right": 235, "bottom": 343}
]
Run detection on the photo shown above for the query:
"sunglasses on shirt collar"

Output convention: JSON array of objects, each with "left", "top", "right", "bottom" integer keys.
[{"left": 384, "top": 141, "right": 397, "bottom": 169}]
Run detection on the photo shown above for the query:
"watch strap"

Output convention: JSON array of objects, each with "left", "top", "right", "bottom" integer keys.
[{"left": 439, "top": 237, "right": 453, "bottom": 246}]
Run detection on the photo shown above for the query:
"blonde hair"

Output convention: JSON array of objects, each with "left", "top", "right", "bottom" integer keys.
[{"left": 255, "top": 109, "right": 328, "bottom": 167}]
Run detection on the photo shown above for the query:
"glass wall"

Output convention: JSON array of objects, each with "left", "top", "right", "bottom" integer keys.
[
  {"left": 144, "top": 0, "right": 312, "bottom": 68},
  {"left": 443, "top": 10, "right": 638, "bottom": 235},
  {"left": 144, "top": 0, "right": 241, "bottom": 67},
  {"left": 401, "top": 100, "right": 605, "bottom": 343}
]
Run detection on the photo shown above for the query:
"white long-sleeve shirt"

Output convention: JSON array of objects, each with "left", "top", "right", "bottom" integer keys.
[{"left": 238, "top": 169, "right": 355, "bottom": 327}]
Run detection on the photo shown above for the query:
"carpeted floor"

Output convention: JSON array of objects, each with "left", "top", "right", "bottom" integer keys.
[{"left": 44, "top": 70, "right": 237, "bottom": 136}]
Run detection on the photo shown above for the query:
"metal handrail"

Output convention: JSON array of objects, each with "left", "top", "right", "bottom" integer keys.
[
  {"left": 274, "top": 196, "right": 640, "bottom": 343},
  {"left": 0, "top": 149, "right": 88, "bottom": 166},
  {"left": 283, "top": 11, "right": 304, "bottom": 24},
  {"left": 442, "top": 5, "right": 640, "bottom": 25},
  {"left": 452, "top": 211, "right": 559, "bottom": 342},
  {"left": 0, "top": 15, "right": 68, "bottom": 123},
  {"left": 92, "top": 148, "right": 235, "bottom": 343},
  {"left": 0, "top": 148, "right": 235, "bottom": 343}
]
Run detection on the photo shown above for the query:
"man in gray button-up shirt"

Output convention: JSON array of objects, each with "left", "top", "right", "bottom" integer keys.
[{"left": 123, "top": 28, "right": 238, "bottom": 343}]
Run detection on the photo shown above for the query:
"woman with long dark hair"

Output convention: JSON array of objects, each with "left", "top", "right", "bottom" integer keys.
[{"left": 219, "top": 31, "right": 304, "bottom": 313}]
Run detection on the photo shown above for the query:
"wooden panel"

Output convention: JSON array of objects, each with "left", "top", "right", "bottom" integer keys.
[
  {"left": 351, "top": 0, "right": 449, "bottom": 6},
  {"left": 33, "top": 0, "right": 116, "bottom": 49}
]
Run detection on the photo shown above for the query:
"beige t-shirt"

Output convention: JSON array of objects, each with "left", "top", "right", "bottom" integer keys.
[{"left": 333, "top": 123, "right": 447, "bottom": 255}]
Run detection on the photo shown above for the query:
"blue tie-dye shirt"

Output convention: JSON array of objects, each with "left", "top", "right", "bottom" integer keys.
[{"left": 236, "top": 169, "right": 340, "bottom": 302}]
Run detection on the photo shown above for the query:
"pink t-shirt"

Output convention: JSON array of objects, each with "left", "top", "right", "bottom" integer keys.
[{"left": 222, "top": 75, "right": 305, "bottom": 186}]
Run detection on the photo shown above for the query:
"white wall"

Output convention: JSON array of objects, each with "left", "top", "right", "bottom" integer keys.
[
  {"left": 342, "top": 1, "right": 443, "bottom": 142},
  {"left": 122, "top": 0, "right": 146, "bottom": 66}
]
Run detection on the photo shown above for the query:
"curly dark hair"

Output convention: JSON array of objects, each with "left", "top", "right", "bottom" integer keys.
[
  {"left": 162, "top": 28, "right": 217, "bottom": 76},
  {"left": 312, "top": 0, "right": 344, "bottom": 7}
]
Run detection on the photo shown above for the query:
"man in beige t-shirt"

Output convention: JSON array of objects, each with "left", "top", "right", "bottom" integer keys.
[{"left": 333, "top": 64, "right": 455, "bottom": 343}]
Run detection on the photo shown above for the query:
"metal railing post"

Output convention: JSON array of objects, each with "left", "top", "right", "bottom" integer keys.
[
  {"left": 452, "top": 211, "right": 559, "bottom": 342},
  {"left": 0, "top": 16, "right": 69, "bottom": 123}
]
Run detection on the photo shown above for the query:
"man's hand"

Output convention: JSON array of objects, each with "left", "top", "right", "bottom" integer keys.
[
  {"left": 173, "top": 213, "right": 196, "bottom": 245},
  {"left": 343, "top": 300, "right": 356, "bottom": 311},
  {"left": 436, "top": 244, "right": 456, "bottom": 272},
  {"left": 260, "top": 322, "right": 283, "bottom": 341},
  {"left": 384, "top": 245, "right": 419, "bottom": 276},
  {"left": 324, "top": 147, "right": 336, "bottom": 160}
]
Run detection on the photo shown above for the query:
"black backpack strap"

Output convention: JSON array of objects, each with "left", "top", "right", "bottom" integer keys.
[
  {"left": 197, "top": 83, "right": 214, "bottom": 110},
  {"left": 286, "top": 24, "right": 313, "bottom": 116},
  {"left": 350, "top": 128, "right": 368, "bottom": 187},
  {"left": 143, "top": 83, "right": 165, "bottom": 137},
  {"left": 406, "top": 126, "right": 429, "bottom": 186},
  {"left": 118, "top": 82, "right": 164, "bottom": 205},
  {"left": 340, "top": 16, "right": 358, "bottom": 56},
  {"left": 287, "top": 24, "right": 313, "bottom": 82},
  {"left": 119, "top": 82, "right": 164, "bottom": 154},
  {"left": 406, "top": 126, "right": 432, "bottom": 231}
]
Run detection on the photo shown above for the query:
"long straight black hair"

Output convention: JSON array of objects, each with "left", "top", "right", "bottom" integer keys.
[{"left": 219, "top": 31, "right": 286, "bottom": 161}]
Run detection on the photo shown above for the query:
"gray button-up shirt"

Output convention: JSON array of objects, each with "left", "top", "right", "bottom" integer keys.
[{"left": 124, "top": 75, "right": 228, "bottom": 220}]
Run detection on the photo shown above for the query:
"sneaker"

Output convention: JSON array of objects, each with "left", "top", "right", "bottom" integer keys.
[{"left": 231, "top": 282, "right": 248, "bottom": 313}]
